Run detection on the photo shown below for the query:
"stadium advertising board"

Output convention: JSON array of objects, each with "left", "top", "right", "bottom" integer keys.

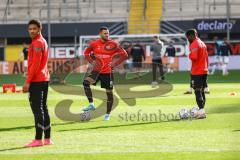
[
  {"left": 49, "top": 42, "right": 240, "bottom": 58},
  {"left": 48, "top": 42, "right": 240, "bottom": 58},
  {"left": 194, "top": 19, "right": 240, "bottom": 33},
  {"left": 0, "top": 58, "right": 88, "bottom": 74},
  {"left": 1, "top": 55, "right": 240, "bottom": 74}
]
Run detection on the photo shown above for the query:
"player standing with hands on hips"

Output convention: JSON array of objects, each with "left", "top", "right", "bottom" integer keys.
[
  {"left": 22, "top": 19, "right": 53, "bottom": 147},
  {"left": 185, "top": 29, "right": 208, "bottom": 119}
]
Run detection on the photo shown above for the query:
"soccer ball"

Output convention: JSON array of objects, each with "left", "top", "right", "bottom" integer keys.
[
  {"left": 190, "top": 107, "right": 199, "bottom": 118},
  {"left": 179, "top": 108, "right": 190, "bottom": 119},
  {"left": 80, "top": 112, "right": 91, "bottom": 122}
]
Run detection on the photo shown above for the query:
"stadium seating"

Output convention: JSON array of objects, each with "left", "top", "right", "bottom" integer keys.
[
  {"left": 145, "top": 0, "right": 163, "bottom": 33},
  {"left": 128, "top": 0, "right": 162, "bottom": 34},
  {"left": 1, "top": 0, "right": 240, "bottom": 23},
  {"left": 1, "top": 0, "right": 240, "bottom": 33},
  {"left": 162, "top": 0, "right": 240, "bottom": 20},
  {"left": 1, "top": 0, "right": 130, "bottom": 23},
  {"left": 128, "top": 0, "right": 145, "bottom": 34}
]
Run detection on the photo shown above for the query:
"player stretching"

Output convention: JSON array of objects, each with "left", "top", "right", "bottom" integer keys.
[
  {"left": 185, "top": 29, "right": 208, "bottom": 119},
  {"left": 83, "top": 26, "right": 128, "bottom": 121},
  {"left": 23, "top": 20, "right": 53, "bottom": 147}
]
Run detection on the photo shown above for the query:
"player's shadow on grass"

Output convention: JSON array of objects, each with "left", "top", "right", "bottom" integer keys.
[
  {"left": 207, "top": 104, "right": 240, "bottom": 114},
  {"left": 58, "top": 119, "right": 181, "bottom": 132},
  {"left": 0, "top": 121, "right": 76, "bottom": 132},
  {"left": 233, "top": 129, "right": 240, "bottom": 132},
  {"left": 0, "top": 147, "right": 25, "bottom": 152}
]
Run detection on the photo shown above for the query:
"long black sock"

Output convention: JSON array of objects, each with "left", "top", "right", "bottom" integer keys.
[
  {"left": 194, "top": 89, "right": 204, "bottom": 109},
  {"left": 83, "top": 80, "right": 93, "bottom": 103},
  {"left": 106, "top": 91, "right": 113, "bottom": 114},
  {"left": 202, "top": 91, "right": 206, "bottom": 109}
]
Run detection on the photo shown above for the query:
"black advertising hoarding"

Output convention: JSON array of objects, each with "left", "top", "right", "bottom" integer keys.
[
  {"left": 194, "top": 19, "right": 240, "bottom": 33},
  {"left": 0, "top": 22, "right": 125, "bottom": 38}
]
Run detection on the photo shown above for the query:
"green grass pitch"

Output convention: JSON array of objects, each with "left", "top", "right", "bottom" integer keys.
[{"left": 0, "top": 71, "right": 239, "bottom": 160}]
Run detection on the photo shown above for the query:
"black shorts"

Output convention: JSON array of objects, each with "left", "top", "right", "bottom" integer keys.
[
  {"left": 191, "top": 74, "right": 208, "bottom": 89},
  {"left": 132, "top": 59, "right": 142, "bottom": 68},
  {"left": 88, "top": 71, "right": 113, "bottom": 89},
  {"left": 152, "top": 58, "right": 163, "bottom": 65}
]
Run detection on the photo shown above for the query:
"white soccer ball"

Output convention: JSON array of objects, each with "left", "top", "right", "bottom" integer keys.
[
  {"left": 190, "top": 107, "right": 199, "bottom": 118},
  {"left": 80, "top": 112, "right": 91, "bottom": 121},
  {"left": 179, "top": 108, "right": 190, "bottom": 119}
]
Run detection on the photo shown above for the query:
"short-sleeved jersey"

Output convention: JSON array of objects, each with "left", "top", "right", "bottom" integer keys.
[
  {"left": 84, "top": 39, "right": 128, "bottom": 74},
  {"left": 130, "top": 44, "right": 145, "bottom": 60},
  {"left": 165, "top": 45, "right": 176, "bottom": 57},
  {"left": 220, "top": 42, "right": 232, "bottom": 56}
]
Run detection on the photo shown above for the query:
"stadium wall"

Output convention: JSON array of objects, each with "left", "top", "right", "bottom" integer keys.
[{"left": 0, "top": 22, "right": 126, "bottom": 39}]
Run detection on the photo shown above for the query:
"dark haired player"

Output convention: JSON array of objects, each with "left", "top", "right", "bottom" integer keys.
[
  {"left": 83, "top": 26, "right": 128, "bottom": 121},
  {"left": 185, "top": 29, "right": 208, "bottom": 119},
  {"left": 22, "top": 19, "right": 53, "bottom": 147}
]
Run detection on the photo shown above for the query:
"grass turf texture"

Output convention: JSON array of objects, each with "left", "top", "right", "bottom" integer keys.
[{"left": 0, "top": 70, "right": 239, "bottom": 160}]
